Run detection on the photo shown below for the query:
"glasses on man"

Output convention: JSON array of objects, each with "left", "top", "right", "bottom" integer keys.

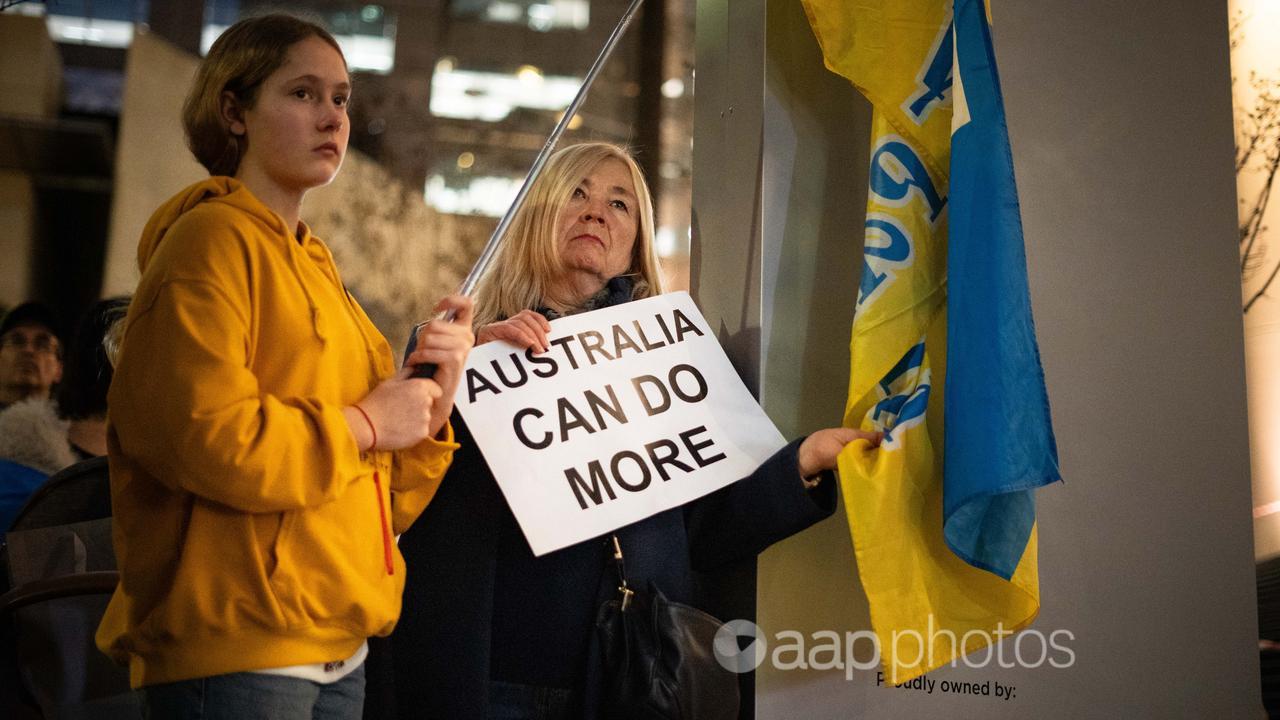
[{"left": 0, "top": 330, "right": 60, "bottom": 355}]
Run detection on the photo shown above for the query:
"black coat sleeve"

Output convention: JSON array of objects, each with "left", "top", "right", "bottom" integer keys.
[{"left": 683, "top": 436, "right": 837, "bottom": 572}]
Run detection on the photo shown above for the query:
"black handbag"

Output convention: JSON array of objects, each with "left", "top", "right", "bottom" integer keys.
[{"left": 595, "top": 535, "right": 741, "bottom": 720}]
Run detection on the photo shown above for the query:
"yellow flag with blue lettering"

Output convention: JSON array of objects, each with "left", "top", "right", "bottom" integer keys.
[{"left": 803, "top": 0, "right": 1060, "bottom": 683}]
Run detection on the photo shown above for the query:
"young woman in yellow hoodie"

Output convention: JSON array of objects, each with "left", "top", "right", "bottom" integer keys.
[{"left": 95, "top": 15, "right": 473, "bottom": 718}]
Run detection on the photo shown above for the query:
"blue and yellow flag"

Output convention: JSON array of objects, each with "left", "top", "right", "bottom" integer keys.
[{"left": 801, "top": 0, "right": 1061, "bottom": 682}]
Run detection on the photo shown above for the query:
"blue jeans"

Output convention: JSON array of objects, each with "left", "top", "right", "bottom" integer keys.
[
  {"left": 488, "top": 679, "right": 576, "bottom": 720},
  {"left": 143, "top": 664, "right": 365, "bottom": 720}
]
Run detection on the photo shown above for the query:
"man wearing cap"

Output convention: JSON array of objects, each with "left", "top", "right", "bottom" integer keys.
[{"left": 0, "top": 302, "right": 63, "bottom": 412}]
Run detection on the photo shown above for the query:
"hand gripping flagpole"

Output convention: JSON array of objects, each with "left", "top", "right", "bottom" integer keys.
[{"left": 410, "top": 0, "right": 646, "bottom": 378}]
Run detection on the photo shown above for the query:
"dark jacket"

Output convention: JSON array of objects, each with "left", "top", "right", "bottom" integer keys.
[{"left": 387, "top": 285, "right": 837, "bottom": 718}]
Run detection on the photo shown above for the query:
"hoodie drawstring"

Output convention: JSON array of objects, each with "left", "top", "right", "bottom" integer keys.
[{"left": 284, "top": 236, "right": 329, "bottom": 343}]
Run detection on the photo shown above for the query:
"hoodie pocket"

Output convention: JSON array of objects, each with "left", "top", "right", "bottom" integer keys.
[
  {"left": 266, "top": 510, "right": 299, "bottom": 627},
  {"left": 371, "top": 469, "right": 394, "bottom": 576},
  {"left": 265, "top": 474, "right": 399, "bottom": 633}
]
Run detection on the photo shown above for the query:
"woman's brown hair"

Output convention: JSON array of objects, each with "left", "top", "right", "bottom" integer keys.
[{"left": 182, "top": 14, "right": 345, "bottom": 177}]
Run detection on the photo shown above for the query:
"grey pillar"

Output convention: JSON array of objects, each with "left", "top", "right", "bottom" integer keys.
[{"left": 691, "top": 0, "right": 868, "bottom": 717}]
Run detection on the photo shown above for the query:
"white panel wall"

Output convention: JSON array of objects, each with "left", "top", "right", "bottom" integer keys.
[
  {"left": 103, "top": 31, "right": 205, "bottom": 298},
  {"left": 0, "top": 13, "right": 61, "bottom": 307}
]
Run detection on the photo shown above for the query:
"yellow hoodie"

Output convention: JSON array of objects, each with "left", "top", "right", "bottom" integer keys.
[{"left": 96, "top": 178, "right": 459, "bottom": 687}]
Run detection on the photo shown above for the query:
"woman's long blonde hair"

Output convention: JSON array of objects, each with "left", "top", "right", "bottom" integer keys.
[{"left": 471, "top": 143, "right": 665, "bottom": 328}]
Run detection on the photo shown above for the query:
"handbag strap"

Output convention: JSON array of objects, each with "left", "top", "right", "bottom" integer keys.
[{"left": 609, "top": 534, "right": 635, "bottom": 611}]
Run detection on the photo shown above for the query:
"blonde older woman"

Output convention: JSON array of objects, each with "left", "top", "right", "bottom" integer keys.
[{"left": 390, "top": 143, "right": 875, "bottom": 719}]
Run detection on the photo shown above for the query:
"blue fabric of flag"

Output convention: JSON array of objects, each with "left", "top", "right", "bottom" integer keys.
[{"left": 943, "top": 0, "right": 1061, "bottom": 581}]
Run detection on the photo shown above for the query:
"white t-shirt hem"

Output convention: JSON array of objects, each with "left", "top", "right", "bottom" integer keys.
[{"left": 251, "top": 640, "right": 368, "bottom": 684}]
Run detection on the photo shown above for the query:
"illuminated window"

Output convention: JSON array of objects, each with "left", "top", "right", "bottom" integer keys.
[
  {"left": 202, "top": 2, "right": 397, "bottom": 73},
  {"left": 430, "top": 63, "right": 582, "bottom": 122},
  {"left": 452, "top": 0, "right": 589, "bottom": 32},
  {"left": 14, "top": 0, "right": 149, "bottom": 48},
  {"left": 425, "top": 174, "right": 523, "bottom": 217}
]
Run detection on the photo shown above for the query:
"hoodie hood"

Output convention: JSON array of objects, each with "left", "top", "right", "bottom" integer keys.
[
  {"left": 136, "top": 177, "right": 339, "bottom": 343},
  {"left": 137, "top": 177, "right": 288, "bottom": 274}
]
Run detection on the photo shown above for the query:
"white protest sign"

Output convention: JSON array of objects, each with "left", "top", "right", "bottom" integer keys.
[{"left": 455, "top": 291, "right": 787, "bottom": 556}]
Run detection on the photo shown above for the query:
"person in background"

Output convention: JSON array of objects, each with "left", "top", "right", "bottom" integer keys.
[
  {"left": 55, "top": 296, "right": 130, "bottom": 460},
  {"left": 0, "top": 301, "right": 64, "bottom": 411},
  {"left": 0, "top": 396, "right": 73, "bottom": 534},
  {"left": 0, "top": 297, "right": 127, "bottom": 532},
  {"left": 95, "top": 14, "right": 473, "bottom": 719}
]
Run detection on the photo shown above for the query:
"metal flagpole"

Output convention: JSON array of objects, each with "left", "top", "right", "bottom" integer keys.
[
  {"left": 458, "top": 0, "right": 646, "bottom": 299},
  {"left": 411, "top": 0, "right": 646, "bottom": 376}
]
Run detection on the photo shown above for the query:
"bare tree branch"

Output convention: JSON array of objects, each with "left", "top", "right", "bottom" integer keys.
[
  {"left": 1242, "top": 152, "right": 1280, "bottom": 273},
  {"left": 1246, "top": 253, "right": 1280, "bottom": 313},
  {"left": 1236, "top": 18, "right": 1280, "bottom": 313}
]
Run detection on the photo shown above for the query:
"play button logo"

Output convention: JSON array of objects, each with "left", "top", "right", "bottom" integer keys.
[{"left": 714, "top": 619, "right": 767, "bottom": 673}]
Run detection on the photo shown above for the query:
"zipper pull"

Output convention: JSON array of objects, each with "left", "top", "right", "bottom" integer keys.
[{"left": 610, "top": 535, "right": 632, "bottom": 609}]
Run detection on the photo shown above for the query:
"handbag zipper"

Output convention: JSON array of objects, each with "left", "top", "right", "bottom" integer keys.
[{"left": 611, "top": 535, "right": 634, "bottom": 611}]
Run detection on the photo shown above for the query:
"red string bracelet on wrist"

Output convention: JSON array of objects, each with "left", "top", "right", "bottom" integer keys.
[{"left": 352, "top": 404, "right": 377, "bottom": 451}]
